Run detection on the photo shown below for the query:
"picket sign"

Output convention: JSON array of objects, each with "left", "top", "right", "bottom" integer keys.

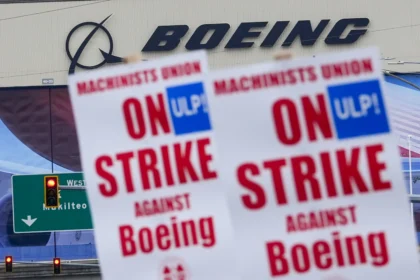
[
  {"left": 67, "top": 51, "right": 239, "bottom": 280},
  {"left": 204, "top": 47, "right": 420, "bottom": 279}
]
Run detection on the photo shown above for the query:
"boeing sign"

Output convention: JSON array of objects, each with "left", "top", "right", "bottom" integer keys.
[
  {"left": 142, "top": 18, "right": 370, "bottom": 52},
  {"left": 66, "top": 15, "right": 124, "bottom": 74},
  {"left": 66, "top": 16, "right": 370, "bottom": 73}
]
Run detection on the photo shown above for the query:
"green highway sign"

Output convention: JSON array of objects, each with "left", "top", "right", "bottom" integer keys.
[{"left": 12, "top": 172, "right": 93, "bottom": 233}]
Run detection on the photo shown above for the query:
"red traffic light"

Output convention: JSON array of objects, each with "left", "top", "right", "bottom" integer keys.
[
  {"left": 5, "top": 256, "right": 12, "bottom": 272},
  {"left": 53, "top": 258, "right": 61, "bottom": 274},
  {"left": 44, "top": 176, "right": 60, "bottom": 208},
  {"left": 47, "top": 178, "right": 57, "bottom": 188}
]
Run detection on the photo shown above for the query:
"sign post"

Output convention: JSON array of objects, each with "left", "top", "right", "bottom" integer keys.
[
  {"left": 12, "top": 172, "right": 93, "bottom": 233},
  {"left": 205, "top": 47, "right": 420, "bottom": 278}
]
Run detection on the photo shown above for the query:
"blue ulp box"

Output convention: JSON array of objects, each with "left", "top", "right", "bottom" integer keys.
[{"left": 327, "top": 79, "right": 390, "bottom": 139}]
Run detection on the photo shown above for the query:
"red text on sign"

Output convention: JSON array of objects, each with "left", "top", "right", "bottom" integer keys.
[
  {"left": 272, "top": 94, "right": 333, "bottom": 145},
  {"left": 266, "top": 230, "right": 388, "bottom": 276},
  {"left": 119, "top": 216, "right": 216, "bottom": 256},
  {"left": 95, "top": 137, "right": 217, "bottom": 198},
  {"left": 237, "top": 143, "right": 391, "bottom": 209},
  {"left": 321, "top": 58, "right": 373, "bottom": 80},
  {"left": 212, "top": 58, "right": 373, "bottom": 96},
  {"left": 213, "top": 66, "right": 317, "bottom": 95},
  {"left": 286, "top": 204, "right": 357, "bottom": 233},
  {"left": 135, "top": 192, "right": 191, "bottom": 218},
  {"left": 161, "top": 61, "right": 202, "bottom": 80},
  {"left": 122, "top": 93, "right": 171, "bottom": 140},
  {"left": 77, "top": 69, "right": 158, "bottom": 95}
]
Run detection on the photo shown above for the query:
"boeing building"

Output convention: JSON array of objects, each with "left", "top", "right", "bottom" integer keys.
[{"left": 0, "top": 0, "right": 419, "bottom": 261}]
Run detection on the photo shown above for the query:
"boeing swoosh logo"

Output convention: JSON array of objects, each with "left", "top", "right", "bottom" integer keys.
[{"left": 66, "top": 14, "right": 123, "bottom": 74}]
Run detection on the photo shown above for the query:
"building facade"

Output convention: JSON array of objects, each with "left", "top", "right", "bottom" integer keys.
[
  {"left": 0, "top": 0, "right": 419, "bottom": 87},
  {"left": 0, "top": 0, "right": 420, "bottom": 261}
]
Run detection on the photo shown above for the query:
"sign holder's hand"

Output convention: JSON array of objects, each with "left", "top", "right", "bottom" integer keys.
[
  {"left": 123, "top": 53, "right": 143, "bottom": 64},
  {"left": 273, "top": 51, "right": 294, "bottom": 61}
]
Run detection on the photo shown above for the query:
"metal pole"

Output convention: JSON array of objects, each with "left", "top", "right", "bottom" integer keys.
[
  {"left": 54, "top": 232, "right": 57, "bottom": 258},
  {"left": 408, "top": 135, "right": 414, "bottom": 222},
  {"left": 50, "top": 185, "right": 85, "bottom": 258}
]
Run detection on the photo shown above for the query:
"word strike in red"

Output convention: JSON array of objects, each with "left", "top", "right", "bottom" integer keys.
[{"left": 237, "top": 143, "right": 390, "bottom": 209}]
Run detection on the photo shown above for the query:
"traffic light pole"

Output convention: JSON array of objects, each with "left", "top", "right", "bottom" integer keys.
[
  {"left": 54, "top": 232, "right": 57, "bottom": 258},
  {"left": 51, "top": 186, "right": 85, "bottom": 257}
]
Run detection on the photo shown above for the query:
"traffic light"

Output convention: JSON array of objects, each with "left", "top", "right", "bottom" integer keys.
[
  {"left": 5, "top": 256, "right": 12, "bottom": 272},
  {"left": 53, "top": 258, "right": 61, "bottom": 274},
  {"left": 44, "top": 176, "right": 60, "bottom": 208}
]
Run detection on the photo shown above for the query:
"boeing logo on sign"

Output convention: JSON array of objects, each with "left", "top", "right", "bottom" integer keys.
[
  {"left": 66, "top": 14, "right": 124, "bottom": 74},
  {"left": 66, "top": 17, "right": 370, "bottom": 72}
]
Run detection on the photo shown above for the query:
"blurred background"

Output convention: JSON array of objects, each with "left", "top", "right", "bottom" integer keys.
[
  {"left": 0, "top": 75, "right": 419, "bottom": 261},
  {"left": 0, "top": 87, "right": 95, "bottom": 261}
]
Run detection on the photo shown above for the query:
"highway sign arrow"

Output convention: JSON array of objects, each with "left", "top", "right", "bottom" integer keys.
[{"left": 21, "top": 215, "right": 37, "bottom": 227}]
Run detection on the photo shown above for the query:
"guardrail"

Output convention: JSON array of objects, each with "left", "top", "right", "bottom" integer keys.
[{"left": 0, "top": 259, "right": 101, "bottom": 279}]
